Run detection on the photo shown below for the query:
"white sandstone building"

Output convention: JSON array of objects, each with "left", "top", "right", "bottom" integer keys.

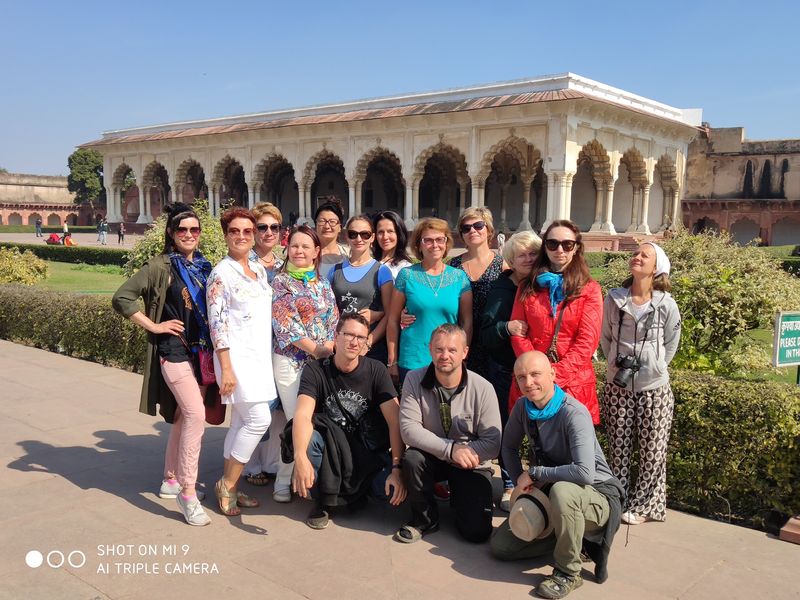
[{"left": 82, "top": 73, "right": 701, "bottom": 244}]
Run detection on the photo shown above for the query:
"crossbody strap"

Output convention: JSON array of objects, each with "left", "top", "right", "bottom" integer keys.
[{"left": 546, "top": 302, "right": 568, "bottom": 359}]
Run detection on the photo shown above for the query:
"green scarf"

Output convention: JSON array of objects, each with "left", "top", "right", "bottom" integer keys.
[{"left": 286, "top": 262, "right": 317, "bottom": 282}]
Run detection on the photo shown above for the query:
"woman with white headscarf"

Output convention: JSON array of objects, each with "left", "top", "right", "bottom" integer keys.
[{"left": 600, "top": 242, "right": 681, "bottom": 525}]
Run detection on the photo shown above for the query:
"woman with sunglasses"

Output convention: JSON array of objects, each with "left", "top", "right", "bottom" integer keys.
[
  {"left": 509, "top": 219, "right": 602, "bottom": 424},
  {"left": 372, "top": 210, "right": 413, "bottom": 280},
  {"left": 112, "top": 203, "right": 215, "bottom": 526},
  {"left": 600, "top": 243, "right": 681, "bottom": 525},
  {"left": 386, "top": 217, "right": 472, "bottom": 386},
  {"left": 250, "top": 202, "right": 284, "bottom": 282},
  {"left": 314, "top": 198, "right": 349, "bottom": 279},
  {"left": 207, "top": 208, "right": 277, "bottom": 516},
  {"left": 449, "top": 207, "right": 505, "bottom": 380},
  {"left": 271, "top": 224, "right": 338, "bottom": 503},
  {"left": 328, "top": 215, "right": 394, "bottom": 362}
]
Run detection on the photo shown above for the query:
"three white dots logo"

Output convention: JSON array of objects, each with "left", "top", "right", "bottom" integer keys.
[{"left": 26, "top": 549, "right": 86, "bottom": 569}]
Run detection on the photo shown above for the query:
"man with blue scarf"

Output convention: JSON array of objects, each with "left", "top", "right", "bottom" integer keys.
[{"left": 491, "top": 351, "right": 625, "bottom": 599}]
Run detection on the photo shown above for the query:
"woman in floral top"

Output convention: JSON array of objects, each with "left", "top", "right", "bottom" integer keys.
[
  {"left": 271, "top": 224, "right": 338, "bottom": 503},
  {"left": 250, "top": 202, "right": 285, "bottom": 282},
  {"left": 449, "top": 207, "right": 505, "bottom": 380}
]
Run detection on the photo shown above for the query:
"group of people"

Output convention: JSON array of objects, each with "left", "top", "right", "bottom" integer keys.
[{"left": 113, "top": 198, "right": 681, "bottom": 599}]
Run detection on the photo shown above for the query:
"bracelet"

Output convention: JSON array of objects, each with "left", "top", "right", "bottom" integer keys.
[{"left": 386, "top": 361, "right": 396, "bottom": 368}]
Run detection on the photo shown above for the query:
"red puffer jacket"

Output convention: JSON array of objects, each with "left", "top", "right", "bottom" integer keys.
[{"left": 509, "top": 279, "right": 602, "bottom": 424}]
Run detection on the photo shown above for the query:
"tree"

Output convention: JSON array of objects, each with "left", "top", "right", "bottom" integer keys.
[{"left": 67, "top": 148, "right": 105, "bottom": 210}]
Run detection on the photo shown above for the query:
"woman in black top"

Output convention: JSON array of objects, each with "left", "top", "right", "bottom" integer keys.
[{"left": 112, "top": 203, "right": 214, "bottom": 526}]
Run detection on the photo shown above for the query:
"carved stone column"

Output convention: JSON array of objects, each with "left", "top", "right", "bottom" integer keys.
[
  {"left": 136, "top": 184, "right": 147, "bottom": 224},
  {"left": 404, "top": 183, "right": 413, "bottom": 223},
  {"left": 602, "top": 183, "right": 617, "bottom": 234},
  {"left": 458, "top": 183, "right": 468, "bottom": 215},
  {"left": 499, "top": 183, "right": 509, "bottom": 232},
  {"left": 637, "top": 184, "right": 652, "bottom": 234},
  {"left": 518, "top": 176, "right": 534, "bottom": 231},
  {"left": 542, "top": 171, "right": 558, "bottom": 232},
  {"left": 589, "top": 180, "right": 604, "bottom": 232},
  {"left": 627, "top": 187, "right": 641, "bottom": 233}
]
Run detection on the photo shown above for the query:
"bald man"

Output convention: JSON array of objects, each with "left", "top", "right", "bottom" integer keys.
[{"left": 491, "top": 351, "right": 625, "bottom": 600}]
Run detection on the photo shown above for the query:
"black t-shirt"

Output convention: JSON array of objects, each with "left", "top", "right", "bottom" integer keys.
[
  {"left": 298, "top": 356, "right": 396, "bottom": 433},
  {"left": 157, "top": 265, "right": 200, "bottom": 363}
]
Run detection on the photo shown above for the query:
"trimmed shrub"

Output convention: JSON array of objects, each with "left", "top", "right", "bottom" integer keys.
[
  {"left": 0, "top": 242, "right": 128, "bottom": 267},
  {"left": 0, "top": 225, "right": 97, "bottom": 234},
  {"left": 124, "top": 199, "right": 225, "bottom": 276},
  {"left": 782, "top": 257, "right": 800, "bottom": 277},
  {"left": 0, "top": 247, "right": 48, "bottom": 284},
  {"left": 0, "top": 285, "right": 146, "bottom": 371},
  {"left": 585, "top": 251, "right": 626, "bottom": 268}
]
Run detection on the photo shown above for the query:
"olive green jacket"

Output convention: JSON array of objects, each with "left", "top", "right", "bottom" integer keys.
[{"left": 112, "top": 255, "right": 218, "bottom": 423}]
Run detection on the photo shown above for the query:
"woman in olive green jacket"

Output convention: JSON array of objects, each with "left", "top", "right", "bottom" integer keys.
[{"left": 112, "top": 203, "right": 217, "bottom": 526}]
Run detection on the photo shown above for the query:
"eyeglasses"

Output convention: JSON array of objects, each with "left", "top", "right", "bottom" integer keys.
[
  {"left": 347, "top": 230, "right": 372, "bottom": 241},
  {"left": 544, "top": 239, "right": 577, "bottom": 252},
  {"left": 227, "top": 227, "right": 255, "bottom": 237},
  {"left": 459, "top": 220, "right": 487, "bottom": 234},
  {"left": 421, "top": 236, "right": 448, "bottom": 246},
  {"left": 257, "top": 223, "right": 281, "bottom": 233},
  {"left": 316, "top": 218, "right": 340, "bottom": 228},
  {"left": 175, "top": 226, "right": 201, "bottom": 236},
  {"left": 339, "top": 331, "right": 369, "bottom": 345}
]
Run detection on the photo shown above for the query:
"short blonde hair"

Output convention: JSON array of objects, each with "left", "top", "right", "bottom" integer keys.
[
  {"left": 252, "top": 202, "right": 282, "bottom": 223},
  {"left": 502, "top": 230, "right": 542, "bottom": 264},
  {"left": 411, "top": 217, "right": 453, "bottom": 260},
  {"left": 458, "top": 206, "right": 495, "bottom": 240}
]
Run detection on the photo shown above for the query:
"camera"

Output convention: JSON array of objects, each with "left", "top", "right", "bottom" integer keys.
[{"left": 613, "top": 354, "right": 641, "bottom": 387}]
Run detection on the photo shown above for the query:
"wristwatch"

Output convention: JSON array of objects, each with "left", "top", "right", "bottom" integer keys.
[{"left": 528, "top": 465, "right": 540, "bottom": 481}]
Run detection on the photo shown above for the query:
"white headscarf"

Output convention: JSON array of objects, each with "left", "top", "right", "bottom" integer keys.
[{"left": 644, "top": 242, "right": 671, "bottom": 277}]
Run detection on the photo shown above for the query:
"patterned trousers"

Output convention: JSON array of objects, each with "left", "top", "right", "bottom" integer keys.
[{"left": 602, "top": 382, "right": 674, "bottom": 521}]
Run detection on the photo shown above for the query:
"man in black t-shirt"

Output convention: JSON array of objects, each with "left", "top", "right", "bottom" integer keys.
[{"left": 292, "top": 313, "right": 407, "bottom": 529}]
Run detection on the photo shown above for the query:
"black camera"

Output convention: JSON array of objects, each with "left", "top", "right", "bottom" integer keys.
[{"left": 613, "top": 354, "right": 641, "bottom": 387}]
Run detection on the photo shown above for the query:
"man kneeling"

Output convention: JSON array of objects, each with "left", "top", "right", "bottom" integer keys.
[
  {"left": 290, "top": 313, "right": 406, "bottom": 529},
  {"left": 491, "top": 351, "right": 624, "bottom": 599},
  {"left": 398, "top": 324, "right": 501, "bottom": 543}
]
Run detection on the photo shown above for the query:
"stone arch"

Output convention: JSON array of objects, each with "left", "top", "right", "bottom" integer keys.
[
  {"left": 772, "top": 217, "right": 800, "bottom": 245},
  {"left": 111, "top": 163, "right": 134, "bottom": 188},
  {"left": 302, "top": 149, "right": 348, "bottom": 214},
  {"left": 413, "top": 143, "right": 469, "bottom": 222},
  {"left": 648, "top": 165, "right": 666, "bottom": 233},
  {"left": 478, "top": 136, "right": 539, "bottom": 183},
  {"left": 578, "top": 140, "right": 612, "bottom": 184},
  {"left": 8, "top": 212, "right": 22, "bottom": 225},
  {"left": 253, "top": 154, "right": 299, "bottom": 219},
  {"left": 730, "top": 217, "right": 760, "bottom": 245},
  {"left": 46, "top": 213, "right": 61, "bottom": 226},
  {"left": 301, "top": 149, "right": 345, "bottom": 188},
  {"left": 355, "top": 147, "right": 405, "bottom": 213},
  {"left": 691, "top": 216, "right": 720, "bottom": 235},
  {"left": 27, "top": 212, "right": 42, "bottom": 226},
  {"left": 412, "top": 142, "right": 469, "bottom": 184},
  {"left": 485, "top": 144, "right": 531, "bottom": 231},
  {"left": 570, "top": 156, "right": 596, "bottom": 231},
  {"left": 619, "top": 148, "right": 648, "bottom": 188},
  {"left": 655, "top": 155, "right": 678, "bottom": 191},
  {"left": 174, "top": 158, "right": 207, "bottom": 201},
  {"left": 141, "top": 161, "right": 170, "bottom": 218},
  {"left": 211, "top": 155, "right": 248, "bottom": 208}
]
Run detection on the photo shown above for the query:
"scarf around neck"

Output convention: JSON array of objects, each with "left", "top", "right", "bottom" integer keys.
[
  {"left": 524, "top": 383, "right": 565, "bottom": 421},
  {"left": 169, "top": 252, "right": 213, "bottom": 349},
  {"left": 536, "top": 271, "right": 565, "bottom": 317},
  {"left": 286, "top": 262, "right": 317, "bottom": 282}
]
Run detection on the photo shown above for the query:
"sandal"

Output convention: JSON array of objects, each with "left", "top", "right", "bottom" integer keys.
[
  {"left": 536, "top": 569, "right": 583, "bottom": 599},
  {"left": 245, "top": 472, "right": 272, "bottom": 486},
  {"left": 215, "top": 478, "right": 241, "bottom": 516},
  {"left": 394, "top": 521, "right": 439, "bottom": 544},
  {"left": 236, "top": 491, "right": 260, "bottom": 508}
]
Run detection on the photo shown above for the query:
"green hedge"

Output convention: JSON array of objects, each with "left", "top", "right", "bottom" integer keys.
[
  {"left": 781, "top": 257, "right": 800, "bottom": 277},
  {"left": 0, "top": 285, "right": 146, "bottom": 371},
  {"left": 585, "top": 251, "right": 626, "bottom": 268},
  {"left": 0, "top": 242, "right": 128, "bottom": 267},
  {"left": 0, "top": 225, "right": 98, "bottom": 234}
]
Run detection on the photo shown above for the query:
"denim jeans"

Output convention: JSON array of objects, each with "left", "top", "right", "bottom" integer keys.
[{"left": 306, "top": 430, "right": 393, "bottom": 502}]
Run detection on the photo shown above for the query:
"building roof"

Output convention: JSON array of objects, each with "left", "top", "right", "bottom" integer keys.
[{"left": 82, "top": 73, "right": 702, "bottom": 147}]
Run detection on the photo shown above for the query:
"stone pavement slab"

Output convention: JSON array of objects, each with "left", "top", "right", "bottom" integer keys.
[{"left": 1, "top": 339, "right": 798, "bottom": 600}]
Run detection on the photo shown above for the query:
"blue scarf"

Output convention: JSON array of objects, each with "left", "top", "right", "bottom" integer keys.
[
  {"left": 524, "top": 384, "right": 565, "bottom": 421},
  {"left": 170, "top": 252, "right": 213, "bottom": 350},
  {"left": 536, "top": 271, "right": 565, "bottom": 317}
]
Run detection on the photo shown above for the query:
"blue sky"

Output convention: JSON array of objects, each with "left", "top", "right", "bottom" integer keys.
[{"left": 2, "top": 0, "right": 799, "bottom": 175}]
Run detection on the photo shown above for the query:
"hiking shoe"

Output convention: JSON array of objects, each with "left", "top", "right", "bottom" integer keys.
[
  {"left": 159, "top": 479, "right": 205, "bottom": 500},
  {"left": 536, "top": 569, "right": 583, "bottom": 599},
  {"left": 176, "top": 495, "right": 211, "bottom": 527},
  {"left": 305, "top": 506, "right": 330, "bottom": 530}
]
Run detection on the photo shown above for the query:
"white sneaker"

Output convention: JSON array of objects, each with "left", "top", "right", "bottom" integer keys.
[
  {"left": 177, "top": 495, "right": 211, "bottom": 526},
  {"left": 622, "top": 511, "right": 646, "bottom": 525},
  {"left": 499, "top": 489, "right": 513, "bottom": 513},
  {"left": 273, "top": 487, "right": 292, "bottom": 503},
  {"left": 159, "top": 479, "right": 205, "bottom": 500}
]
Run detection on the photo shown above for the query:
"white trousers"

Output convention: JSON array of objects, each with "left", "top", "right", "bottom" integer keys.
[
  {"left": 223, "top": 401, "right": 271, "bottom": 464},
  {"left": 272, "top": 353, "right": 304, "bottom": 490}
]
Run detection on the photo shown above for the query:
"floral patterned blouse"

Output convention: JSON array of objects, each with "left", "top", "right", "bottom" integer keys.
[
  {"left": 449, "top": 252, "right": 504, "bottom": 379},
  {"left": 248, "top": 249, "right": 284, "bottom": 283},
  {"left": 271, "top": 271, "right": 339, "bottom": 369}
]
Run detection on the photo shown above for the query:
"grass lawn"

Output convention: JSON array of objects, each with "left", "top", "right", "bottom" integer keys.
[
  {"left": 36, "top": 261, "right": 125, "bottom": 295},
  {"left": 745, "top": 328, "right": 799, "bottom": 385}
]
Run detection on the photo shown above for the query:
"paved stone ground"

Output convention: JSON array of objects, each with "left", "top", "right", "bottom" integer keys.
[
  {"left": 0, "top": 232, "right": 143, "bottom": 249},
  {"left": 1, "top": 339, "right": 798, "bottom": 600}
]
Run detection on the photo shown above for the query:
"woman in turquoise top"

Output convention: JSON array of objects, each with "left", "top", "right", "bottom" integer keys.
[{"left": 386, "top": 217, "right": 472, "bottom": 386}]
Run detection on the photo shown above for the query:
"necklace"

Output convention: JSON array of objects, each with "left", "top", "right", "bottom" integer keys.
[
  {"left": 258, "top": 252, "right": 275, "bottom": 268},
  {"left": 423, "top": 267, "right": 445, "bottom": 297}
]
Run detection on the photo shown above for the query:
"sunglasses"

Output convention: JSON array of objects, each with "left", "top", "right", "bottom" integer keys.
[
  {"left": 257, "top": 223, "right": 281, "bottom": 233},
  {"left": 460, "top": 221, "right": 487, "bottom": 234},
  {"left": 347, "top": 230, "right": 372, "bottom": 241},
  {"left": 227, "top": 227, "right": 255, "bottom": 237},
  {"left": 544, "top": 239, "right": 577, "bottom": 252},
  {"left": 175, "top": 226, "right": 201, "bottom": 236}
]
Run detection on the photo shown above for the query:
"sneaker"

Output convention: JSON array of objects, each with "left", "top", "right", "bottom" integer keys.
[
  {"left": 273, "top": 486, "right": 292, "bottom": 503},
  {"left": 159, "top": 479, "right": 205, "bottom": 500},
  {"left": 536, "top": 569, "right": 583, "bottom": 599},
  {"left": 305, "top": 506, "right": 330, "bottom": 530},
  {"left": 622, "top": 510, "right": 646, "bottom": 525},
  {"left": 176, "top": 494, "right": 211, "bottom": 527},
  {"left": 499, "top": 488, "right": 513, "bottom": 512},
  {"left": 434, "top": 481, "right": 450, "bottom": 501}
]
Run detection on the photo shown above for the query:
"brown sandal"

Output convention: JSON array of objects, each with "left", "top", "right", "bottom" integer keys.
[
  {"left": 236, "top": 491, "right": 260, "bottom": 508},
  {"left": 215, "top": 478, "right": 241, "bottom": 516}
]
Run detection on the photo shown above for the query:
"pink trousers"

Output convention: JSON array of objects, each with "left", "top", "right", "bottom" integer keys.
[{"left": 160, "top": 359, "right": 206, "bottom": 487}]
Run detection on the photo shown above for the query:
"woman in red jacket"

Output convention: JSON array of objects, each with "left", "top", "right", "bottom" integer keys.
[{"left": 509, "top": 219, "right": 602, "bottom": 424}]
